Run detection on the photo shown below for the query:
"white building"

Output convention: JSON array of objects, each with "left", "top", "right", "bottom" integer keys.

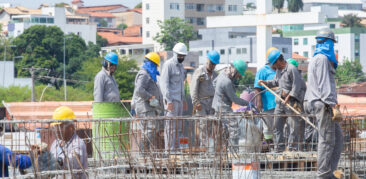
[
  {"left": 302, "top": 0, "right": 366, "bottom": 11},
  {"left": 0, "top": 61, "right": 31, "bottom": 88},
  {"left": 190, "top": 27, "right": 292, "bottom": 67},
  {"left": 8, "top": 7, "right": 97, "bottom": 44}
]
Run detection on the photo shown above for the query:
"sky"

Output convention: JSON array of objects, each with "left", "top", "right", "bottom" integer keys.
[{"left": 0, "top": 0, "right": 141, "bottom": 9}]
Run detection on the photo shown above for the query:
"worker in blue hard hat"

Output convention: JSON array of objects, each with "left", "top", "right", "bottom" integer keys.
[
  {"left": 93, "top": 52, "right": 121, "bottom": 102},
  {"left": 190, "top": 50, "right": 220, "bottom": 148},
  {"left": 259, "top": 49, "right": 306, "bottom": 152}
]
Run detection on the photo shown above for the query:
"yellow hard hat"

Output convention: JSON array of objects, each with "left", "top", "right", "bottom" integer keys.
[
  {"left": 266, "top": 47, "right": 279, "bottom": 60},
  {"left": 51, "top": 106, "right": 75, "bottom": 126},
  {"left": 145, "top": 52, "right": 160, "bottom": 66}
]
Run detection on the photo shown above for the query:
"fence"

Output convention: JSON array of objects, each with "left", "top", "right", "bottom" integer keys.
[{"left": 0, "top": 113, "right": 365, "bottom": 178}]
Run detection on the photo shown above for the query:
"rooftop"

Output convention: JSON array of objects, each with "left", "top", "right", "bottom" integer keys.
[
  {"left": 76, "top": 4, "right": 128, "bottom": 13},
  {"left": 88, "top": 12, "right": 116, "bottom": 18},
  {"left": 1, "top": 6, "right": 42, "bottom": 15},
  {"left": 98, "top": 32, "right": 142, "bottom": 45},
  {"left": 127, "top": 8, "right": 142, "bottom": 14},
  {"left": 123, "top": 25, "right": 142, "bottom": 37}
]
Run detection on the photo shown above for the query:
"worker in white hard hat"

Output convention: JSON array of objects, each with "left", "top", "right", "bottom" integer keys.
[{"left": 160, "top": 42, "right": 188, "bottom": 151}]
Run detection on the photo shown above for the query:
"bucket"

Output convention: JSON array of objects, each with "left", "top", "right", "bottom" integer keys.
[
  {"left": 232, "top": 161, "right": 260, "bottom": 179},
  {"left": 92, "top": 102, "right": 130, "bottom": 159}
]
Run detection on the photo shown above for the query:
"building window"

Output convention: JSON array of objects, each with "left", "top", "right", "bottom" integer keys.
[
  {"left": 47, "top": 18, "right": 54, "bottom": 23},
  {"left": 282, "top": 48, "right": 288, "bottom": 53},
  {"left": 294, "top": 38, "right": 299, "bottom": 45},
  {"left": 185, "top": 3, "right": 196, "bottom": 10},
  {"left": 207, "top": 5, "right": 216, "bottom": 12},
  {"left": 170, "top": 3, "right": 179, "bottom": 10},
  {"left": 31, "top": 17, "right": 39, "bottom": 23},
  {"left": 146, "top": 3, "right": 150, "bottom": 10},
  {"left": 294, "top": 52, "right": 299, "bottom": 54},
  {"left": 220, "top": 49, "right": 225, "bottom": 55},
  {"left": 120, "top": 49, "right": 126, "bottom": 54},
  {"left": 197, "top": 4, "right": 204, "bottom": 12},
  {"left": 242, "top": 48, "right": 247, "bottom": 54},
  {"left": 146, "top": 31, "right": 150, "bottom": 38},
  {"left": 217, "top": 5, "right": 224, "bottom": 11},
  {"left": 197, "top": 18, "right": 205, "bottom": 25},
  {"left": 303, "top": 38, "right": 308, "bottom": 45},
  {"left": 40, "top": 17, "right": 47, "bottom": 23},
  {"left": 355, "top": 50, "right": 360, "bottom": 57},
  {"left": 355, "top": 34, "right": 360, "bottom": 43},
  {"left": 228, "top": 5, "right": 237, "bottom": 12},
  {"left": 146, "top": 17, "right": 149, "bottom": 24},
  {"left": 107, "top": 18, "right": 112, "bottom": 23},
  {"left": 185, "top": 17, "right": 195, "bottom": 24},
  {"left": 329, "top": 24, "right": 336, "bottom": 29},
  {"left": 128, "top": 49, "right": 132, "bottom": 55},
  {"left": 199, "top": 51, "right": 203, "bottom": 56},
  {"left": 228, "top": 48, "right": 232, "bottom": 55},
  {"left": 303, "top": 51, "right": 309, "bottom": 57},
  {"left": 236, "top": 48, "right": 241, "bottom": 54}
]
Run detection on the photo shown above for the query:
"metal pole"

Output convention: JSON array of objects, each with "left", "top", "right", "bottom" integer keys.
[{"left": 63, "top": 37, "right": 67, "bottom": 101}]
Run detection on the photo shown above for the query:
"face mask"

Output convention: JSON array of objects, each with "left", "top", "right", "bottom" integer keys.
[{"left": 178, "top": 57, "right": 184, "bottom": 63}]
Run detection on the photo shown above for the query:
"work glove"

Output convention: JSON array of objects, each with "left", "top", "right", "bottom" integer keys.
[
  {"left": 332, "top": 104, "right": 343, "bottom": 122},
  {"left": 149, "top": 98, "right": 160, "bottom": 107}
]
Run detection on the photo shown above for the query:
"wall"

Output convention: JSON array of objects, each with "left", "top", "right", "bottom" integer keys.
[
  {"left": 0, "top": 61, "right": 31, "bottom": 87},
  {"left": 114, "top": 11, "right": 142, "bottom": 27},
  {"left": 224, "top": 0, "right": 243, "bottom": 15},
  {"left": 142, "top": 0, "right": 164, "bottom": 46}
]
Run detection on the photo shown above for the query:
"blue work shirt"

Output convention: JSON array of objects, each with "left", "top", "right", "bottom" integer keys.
[
  {"left": 0, "top": 145, "right": 32, "bottom": 177},
  {"left": 254, "top": 65, "right": 276, "bottom": 111}
]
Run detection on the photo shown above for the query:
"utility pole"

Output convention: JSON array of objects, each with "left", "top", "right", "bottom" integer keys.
[{"left": 22, "top": 67, "right": 48, "bottom": 102}]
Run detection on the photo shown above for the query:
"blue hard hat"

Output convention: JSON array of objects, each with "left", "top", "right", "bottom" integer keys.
[
  {"left": 207, "top": 50, "right": 220, "bottom": 64},
  {"left": 268, "top": 50, "right": 281, "bottom": 66},
  {"left": 104, "top": 52, "right": 119, "bottom": 65}
]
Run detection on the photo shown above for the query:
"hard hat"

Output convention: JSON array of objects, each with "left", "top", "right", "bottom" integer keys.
[
  {"left": 104, "top": 52, "right": 119, "bottom": 65},
  {"left": 207, "top": 50, "right": 220, "bottom": 64},
  {"left": 172, "top": 42, "right": 188, "bottom": 55},
  {"left": 316, "top": 28, "right": 336, "bottom": 42},
  {"left": 232, "top": 59, "right": 247, "bottom": 76},
  {"left": 145, "top": 52, "right": 161, "bottom": 66},
  {"left": 268, "top": 50, "right": 282, "bottom": 66},
  {"left": 266, "top": 47, "right": 279, "bottom": 60},
  {"left": 286, "top": 58, "right": 298, "bottom": 67},
  {"left": 51, "top": 106, "right": 76, "bottom": 126}
]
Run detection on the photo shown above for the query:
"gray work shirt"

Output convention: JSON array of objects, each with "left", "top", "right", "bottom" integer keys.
[
  {"left": 50, "top": 134, "right": 88, "bottom": 179},
  {"left": 305, "top": 54, "right": 337, "bottom": 106},
  {"left": 190, "top": 66, "right": 217, "bottom": 106},
  {"left": 212, "top": 70, "right": 248, "bottom": 112},
  {"left": 132, "top": 69, "right": 164, "bottom": 113},
  {"left": 160, "top": 57, "right": 185, "bottom": 103},
  {"left": 266, "top": 63, "right": 306, "bottom": 103},
  {"left": 93, "top": 68, "right": 121, "bottom": 102}
]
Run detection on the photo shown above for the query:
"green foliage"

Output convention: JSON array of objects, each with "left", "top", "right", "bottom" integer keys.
[
  {"left": 0, "top": 86, "right": 31, "bottom": 106},
  {"left": 273, "top": 0, "right": 285, "bottom": 13},
  {"left": 246, "top": 3, "right": 256, "bottom": 10},
  {"left": 76, "top": 56, "right": 139, "bottom": 100},
  {"left": 336, "top": 58, "right": 366, "bottom": 85},
  {"left": 154, "top": 17, "right": 197, "bottom": 51},
  {"left": 55, "top": 2, "right": 68, "bottom": 7},
  {"left": 117, "top": 23, "right": 128, "bottom": 30},
  {"left": 99, "top": 19, "right": 108, "bottom": 27},
  {"left": 97, "top": 34, "right": 108, "bottom": 47},
  {"left": 134, "top": 3, "right": 142, "bottom": 9},
  {"left": 287, "top": 0, "right": 303, "bottom": 12},
  {"left": 342, "top": 14, "right": 364, "bottom": 27},
  {"left": 235, "top": 71, "right": 255, "bottom": 92}
]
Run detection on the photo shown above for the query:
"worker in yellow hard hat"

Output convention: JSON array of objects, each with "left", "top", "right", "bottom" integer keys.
[
  {"left": 131, "top": 52, "right": 164, "bottom": 152},
  {"left": 50, "top": 106, "right": 88, "bottom": 178}
]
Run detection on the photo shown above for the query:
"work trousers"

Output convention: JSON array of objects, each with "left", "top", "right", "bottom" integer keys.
[
  {"left": 196, "top": 102, "right": 215, "bottom": 147},
  {"left": 137, "top": 111, "right": 162, "bottom": 152},
  {"left": 164, "top": 100, "right": 183, "bottom": 151},
  {"left": 312, "top": 101, "right": 343, "bottom": 179},
  {"left": 262, "top": 109, "right": 275, "bottom": 140}
]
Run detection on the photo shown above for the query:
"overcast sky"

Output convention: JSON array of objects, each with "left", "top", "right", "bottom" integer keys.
[{"left": 0, "top": 0, "right": 141, "bottom": 9}]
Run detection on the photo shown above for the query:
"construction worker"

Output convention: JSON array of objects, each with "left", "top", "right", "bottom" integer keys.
[
  {"left": 94, "top": 52, "right": 120, "bottom": 102},
  {"left": 0, "top": 123, "right": 34, "bottom": 177},
  {"left": 50, "top": 106, "right": 88, "bottom": 179},
  {"left": 305, "top": 28, "right": 343, "bottom": 179},
  {"left": 258, "top": 50, "right": 306, "bottom": 152},
  {"left": 132, "top": 52, "right": 164, "bottom": 151},
  {"left": 212, "top": 59, "right": 249, "bottom": 150},
  {"left": 190, "top": 50, "right": 220, "bottom": 147},
  {"left": 254, "top": 47, "right": 277, "bottom": 148},
  {"left": 160, "top": 42, "right": 188, "bottom": 150}
]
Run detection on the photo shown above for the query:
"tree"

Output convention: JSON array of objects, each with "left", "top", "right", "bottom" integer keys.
[
  {"left": 12, "top": 25, "right": 88, "bottom": 84},
  {"left": 287, "top": 0, "right": 303, "bottom": 12},
  {"left": 117, "top": 23, "right": 128, "bottom": 30},
  {"left": 96, "top": 34, "right": 108, "bottom": 47},
  {"left": 235, "top": 71, "right": 255, "bottom": 93},
  {"left": 99, "top": 19, "right": 108, "bottom": 27},
  {"left": 273, "top": 0, "right": 285, "bottom": 13},
  {"left": 55, "top": 2, "right": 69, "bottom": 7},
  {"left": 246, "top": 3, "right": 256, "bottom": 10},
  {"left": 76, "top": 56, "right": 139, "bottom": 100},
  {"left": 135, "top": 2, "right": 142, "bottom": 9},
  {"left": 342, "top": 14, "right": 364, "bottom": 27},
  {"left": 154, "top": 17, "right": 197, "bottom": 51},
  {"left": 336, "top": 58, "right": 366, "bottom": 85}
]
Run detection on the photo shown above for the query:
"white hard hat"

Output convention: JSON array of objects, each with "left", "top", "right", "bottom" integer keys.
[{"left": 173, "top": 42, "right": 188, "bottom": 55}]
